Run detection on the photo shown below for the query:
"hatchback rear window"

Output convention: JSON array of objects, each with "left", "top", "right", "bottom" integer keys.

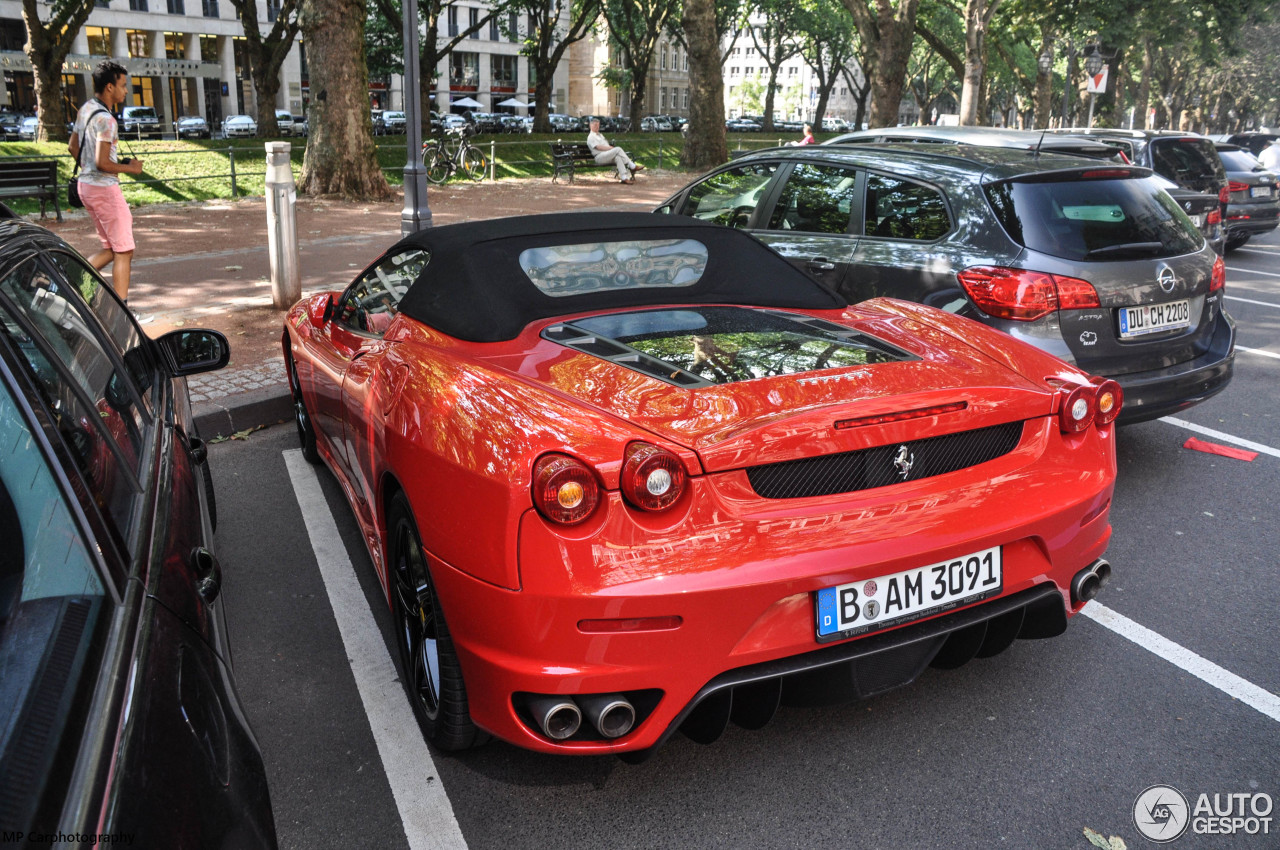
[
  {"left": 984, "top": 176, "right": 1203, "bottom": 261},
  {"left": 1149, "top": 139, "right": 1226, "bottom": 192}
]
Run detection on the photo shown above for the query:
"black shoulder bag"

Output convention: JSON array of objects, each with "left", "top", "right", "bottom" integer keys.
[{"left": 68, "top": 106, "right": 109, "bottom": 208}]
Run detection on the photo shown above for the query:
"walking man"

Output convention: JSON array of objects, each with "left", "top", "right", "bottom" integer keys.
[
  {"left": 69, "top": 60, "right": 145, "bottom": 303},
  {"left": 587, "top": 118, "right": 644, "bottom": 183}
]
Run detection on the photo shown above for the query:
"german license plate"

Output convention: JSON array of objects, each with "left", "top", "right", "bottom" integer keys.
[
  {"left": 1119, "top": 299, "right": 1191, "bottom": 338},
  {"left": 1190, "top": 213, "right": 1206, "bottom": 227},
  {"left": 814, "top": 546, "right": 1002, "bottom": 643},
  {"left": 1250, "top": 186, "right": 1272, "bottom": 199}
]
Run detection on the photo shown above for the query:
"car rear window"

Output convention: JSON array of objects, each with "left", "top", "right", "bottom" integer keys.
[
  {"left": 519, "top": 239, "right": 708, "bottom": 296},
  {"left": 984, "top": 176, "right": 1203, "bottom": 261},
  {"left": 1149, "top": 138, "right": 1226, "bottom": 192}
]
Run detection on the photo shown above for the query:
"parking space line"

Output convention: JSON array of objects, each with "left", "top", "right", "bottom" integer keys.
[
  {"left": 284, "top": 450, "right": 469, "bottom": 850},
  {"left": 1226, "top": 266, "right": 1280, "bottom": 278},
  {"left": 1160, "top": 417, "right": 1280, "bottom": 460},
  {"left": 1082, "top": 603, "right": 1280, "bottom": 723},
  {"left": 1238, "top": 345, "right": 1280, "bottom": 360},
  {"left": 1224, "top": 294, "right": 1280, "bottom": 309}
]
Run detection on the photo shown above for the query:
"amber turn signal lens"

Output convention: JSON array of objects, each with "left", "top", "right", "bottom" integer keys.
[
  {"left": 532, "top": 454, "right": 600, "bottom": 525},
  {"left": 1093, "top": 379, "right": 1123, "bottom": 427}
]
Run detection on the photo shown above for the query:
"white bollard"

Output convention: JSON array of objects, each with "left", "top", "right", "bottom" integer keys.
[{"left": 265, "top": 141, "right": 301, "bottom": 308}]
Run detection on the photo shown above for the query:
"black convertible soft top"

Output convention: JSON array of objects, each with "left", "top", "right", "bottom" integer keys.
[{"left": 390, "top": 212, "right": 846, "bottom": 342}]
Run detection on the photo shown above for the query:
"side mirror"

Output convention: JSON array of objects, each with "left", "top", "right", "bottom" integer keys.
[
  {"left": 308, "top": 293, "right": 336, "bottom": 327},
  {"left": 157, "top": 329, "right": 230, "bottom": 377}
]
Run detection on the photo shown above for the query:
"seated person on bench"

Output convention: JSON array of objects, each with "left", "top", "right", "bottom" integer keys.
[{"left": 586, "top": 119, "right": 644, "bottom": 183}]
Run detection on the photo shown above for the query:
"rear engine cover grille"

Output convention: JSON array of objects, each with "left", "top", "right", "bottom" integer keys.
[{"left": 747, "top": 421, "right": 1025, "bottom": 499}]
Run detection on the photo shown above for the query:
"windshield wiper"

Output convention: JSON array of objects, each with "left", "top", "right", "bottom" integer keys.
[{"left": 1085, "top": 242, "right": 1164, "bottom": 259}]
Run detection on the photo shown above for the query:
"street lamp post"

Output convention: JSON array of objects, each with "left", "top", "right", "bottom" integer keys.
[{"left": 401, "top": 0, "right": 431, "bottom": 234}]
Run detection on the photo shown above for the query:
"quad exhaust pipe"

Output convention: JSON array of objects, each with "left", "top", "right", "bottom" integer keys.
[
  {"left": 578, "top": 694, "right": 636, "bottom": 739},
  {"left": 526, "top": 696, "right": 582, "bottom": 741},
  {"left": 526, "top": 693, "right": 637, "bottom": 740},
  {"left": 1071, "top": 559, "right": 1112, "bottom": 606}
]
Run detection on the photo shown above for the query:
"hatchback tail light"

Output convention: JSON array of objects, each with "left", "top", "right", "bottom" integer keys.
[
  {"left": 1210, "top": 255, "right": 1225, "bottom": 292},
  {"left": 958, "top": 267, "right": 1100, "bottom": 322},
  {"left": 1228, "top": 180, "right": 1249, "bottom": 193},
  {"left": 621, "top": 443, "right": 686, "bottom": 512},
  {"left": 1219, "top": 187, "right": 1231, "bottom": 204},
  {"left": 532, "top": 454, "right": 600, "bottom": 525},
  {"left": 1207, "top": 209, "right": 1222, "bottom": 226}
]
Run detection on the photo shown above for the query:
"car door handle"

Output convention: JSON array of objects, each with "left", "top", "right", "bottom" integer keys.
[{"left": 807, "top": 257, "right": 836, "bottom": 272}]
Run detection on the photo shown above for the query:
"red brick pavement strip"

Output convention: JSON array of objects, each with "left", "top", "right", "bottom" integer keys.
[{"left": 37, "top": 172, "right": 693, "bottom": 436}]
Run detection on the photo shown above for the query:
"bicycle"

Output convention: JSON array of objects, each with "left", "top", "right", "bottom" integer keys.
[{"left": 421, "top": 124, "right": 488, "bottom": 183}]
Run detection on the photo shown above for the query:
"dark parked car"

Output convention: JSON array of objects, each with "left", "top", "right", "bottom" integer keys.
[
  {"left": 0, "top": 208, "right": 277, "bottom": 845},
  {"left": 0, "top": 111, "right": 25, "bottom": 141},
  {"left": 173, "top": 115, "right": 211, "bottom": 138},
  {"left": 1211, "top": 132, "right": 1280, "bottom": 158},
  {"left": 1214, "top": 143, "right": 1279, "bottom": 251},
  {"left": 658, "top": 143, "right": 1234, "bottom": 423},
  {"left": 119, "top": 105, "right": 162, "bottom": 139},
  {"left": 826, "top": 126, "right": 1225, "bottom": 252}
]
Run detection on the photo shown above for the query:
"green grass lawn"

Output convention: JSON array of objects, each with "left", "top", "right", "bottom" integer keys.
[{"left": 0, "top": 131, "right": 795, "bottom": 216}]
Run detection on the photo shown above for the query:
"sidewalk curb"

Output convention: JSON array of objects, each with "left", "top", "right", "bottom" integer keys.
[{"left": 194, "top": 385, "right": 293, "bottom": 439}]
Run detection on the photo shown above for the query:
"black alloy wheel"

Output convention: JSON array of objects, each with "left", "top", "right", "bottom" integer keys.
[
  {"left": 286, "top": 348, "right": 320, "bottom": 463},
  {"left": 388, "top": 492, "right": 485, "bottom": 751}
]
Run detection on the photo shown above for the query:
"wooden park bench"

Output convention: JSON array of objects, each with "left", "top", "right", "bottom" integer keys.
[
  {"left": 0, "top": 159, "right": 61, "bottom": 222},
  {"left": 549, "top": 141, "right": 609, "bottom": 184}
]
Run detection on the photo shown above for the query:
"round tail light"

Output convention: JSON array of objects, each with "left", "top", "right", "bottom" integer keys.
[
  {"left": 1092, "top": 379, "right": 1123, "bottom": 427},
  {"left": 1059, "top": 385, "right": 1096, "bottom": 433},
  {"left": 621, "top": 443, "right": 687, "bottom": 512},
  {"left": 532, "top": 454, "right": 600, "bottom": 525}
]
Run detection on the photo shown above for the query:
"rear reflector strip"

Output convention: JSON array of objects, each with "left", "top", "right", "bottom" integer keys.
[
  {"left": 578, "top": 616, "right": 684, "bottom": 633},
  {"left": 834, "top": 402, "right": 968, "bottom": 430}
]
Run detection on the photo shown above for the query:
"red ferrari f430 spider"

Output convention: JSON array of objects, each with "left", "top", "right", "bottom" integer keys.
[{"left": 283, "top": 212, "right": 1120, "bottom": 758}]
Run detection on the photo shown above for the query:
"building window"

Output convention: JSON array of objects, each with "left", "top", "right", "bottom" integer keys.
[
  {"left": 127, "top": 30, "right": 149, "bottom": 57},
  {"left": 491, "top": 54, "right": 516, "bottom": 87},
  {"left": 683, "top": 88, "right": 689, "bottom": 108},
  {"left": 266, "top": 0, "right": 280, "bottom": 21},
  {"left": 683, "top": 53, "right": 688, "bottom": 71},
  {"left": 164, "top": 32, "right": 185, "bottom": 58},
  {"left": 85, "top": 26, "right": 110, "bottom": 56},
  {"left": 788, "top": 66, "right": 796, "bottom": 76},
  {"left": 509, "top": 11, "right": 518, "bottom": 41},
  {"left": 489, "top": 16, "right": 499, "bottom": 40},
  {"left": 745, "top": 66, "right": 753, "bottom": 76},
  {"left": 167, "top": 0, "right": 184, "bottom": 12},
  {"left": 730, "top": 66, "right": 738, "bottom": 76},
  {"left": 200, "top": 35, "right": 217, "bottom": 61},
  {"left": 660, "top": 46, "right": 667, "bottom": 71},
  {"left": 469, "top": 8, "right": 479, "bottom": 39},
  {"left": 448, "top": 7, "right": 459, "bottom": 37},
  {"left": 202, "top": 0, "right": 218, "bottom": 17},
  {"left": 129, "top": 0, "right": 148, "bottom": 9},
  {"left": 660, "top": 87, "right": 667, "bottom": 109},
  {"left": 449, "top": 52, "right": 479, "bottom": 88}
]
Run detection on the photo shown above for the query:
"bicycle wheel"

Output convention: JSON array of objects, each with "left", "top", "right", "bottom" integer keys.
[
  {"left": 423, "top": 144, "right": 451, "bottom": 184},
  {"left": 461, "top": 146, "right": 488, "bottom": 182}
]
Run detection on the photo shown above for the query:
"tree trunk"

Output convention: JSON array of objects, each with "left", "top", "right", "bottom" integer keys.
[
  {"left": 1135, "top": 38, "right": 1153, "bottom": 130},
  {"left": 957, "top": 0, "right": 983, "bottom": 125},
  {"left": 631, "top": 55, "right": 651, "bottom": 121},
  {"left": 252, "top": 69, "right": 284, "bottom": 136},
  {"left": 861, "top": 0, "right": 922, "bottom": 128},
  {"left": 21, "top": 0, "right": 96, "bottom": 142},
  {"left": 1033, "top": 29, "right": 1052, "bottom": 128},
  {"left": 298, "top": 0, "right": 393, "bottom": 199},
  {"left": 679, "top": 0, "right": 726, "bottom": 169}
]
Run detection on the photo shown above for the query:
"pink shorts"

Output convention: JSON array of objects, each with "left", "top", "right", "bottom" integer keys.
[{"left": 78, "top": 182, "right": 136, "bottom": 254}]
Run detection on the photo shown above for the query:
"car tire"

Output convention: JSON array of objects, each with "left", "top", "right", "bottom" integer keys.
[
  {"left": 388, "top": 491, "right": 487, "bottom": 752},
  {"left": 286, "top": 349, "right": 321, "bottom": 464}
]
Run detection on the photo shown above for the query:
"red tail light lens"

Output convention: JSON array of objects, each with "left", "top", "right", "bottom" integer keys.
[
  {"left": 1091, "top": 378, "right": 1124, "bottom": 427},
  {"left": 958, "top": 267, "right": 1100, "bottom": 322},
  {"left": 621, "top": 443, "right": 687, "bottom": 512},
  {"left": 1218, "top": 187, "right": 1231, "bottom": 204},
  {"left": 1058, "top": 385, "right": 1096, "bottom": 433},
  {"left": 1210, "top": 255, "right": 1225, "bottom": 292},
  {"left": 1228, "top": 180, "right": 1249, "bottom": 193},
  {"left": 532, "top": 454, "right": 600, "bottom": 525},
  {"left": 1207, "top": 209, "right": 1222, "bottom": 225}
]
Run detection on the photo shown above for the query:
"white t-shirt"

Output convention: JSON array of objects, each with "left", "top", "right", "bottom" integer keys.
[
  {"left": 1259, "top": 143, "right": 1280, "bottom": 172},
  {"left": 74, "top": 99, "right": 119, "bottom": 187}
]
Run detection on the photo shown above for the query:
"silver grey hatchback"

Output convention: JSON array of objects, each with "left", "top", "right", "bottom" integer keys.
[{"left": 657, "top": 144, "right": 1234, "bottom": 423}]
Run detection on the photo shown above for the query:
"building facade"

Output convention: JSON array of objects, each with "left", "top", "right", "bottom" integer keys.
[
  {"left": 569, "top": 29, "right": 690, "bottom": 121},
  {"left": 0, "top": 0, "right": 302, "bottom": 129}
]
